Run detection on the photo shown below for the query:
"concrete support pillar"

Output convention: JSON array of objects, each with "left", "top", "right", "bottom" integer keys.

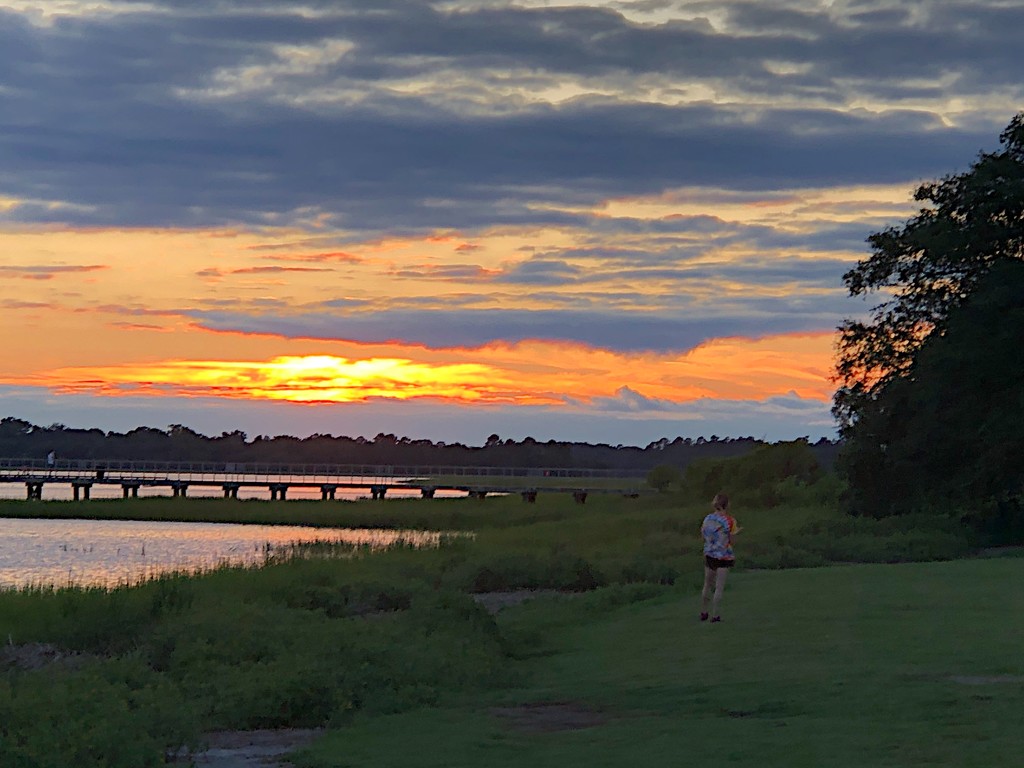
[
  {"left": 122, "top": 484, "right": 139, "bottom": 498},
  {"left": 270, "top": 484, "right": 287, "bottom": 500},
  {"left": 469, "top": 490, "right": 487, "bottom": 499},
  {"left": 73, "top": 483, "right": 91, "bottom": 500},
  {"left": 321, "top": 485, "right": 336, "bottom": 500},
  {"left": 222, "top": 484, "right": 239, "bottom": 499},
  {"left": 420, "top": 486, "right": 436, "bottom": 499},
  {"left": 370, "top": 485, "right": 387, "bottom": 500}
]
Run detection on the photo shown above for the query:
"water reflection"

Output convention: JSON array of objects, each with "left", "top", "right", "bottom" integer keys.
[{"left": 0, "top": 518, "right": 439, "bottom": 590}]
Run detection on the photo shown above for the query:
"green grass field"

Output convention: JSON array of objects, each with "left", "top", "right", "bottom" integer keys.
[
  {"left": 296, "top": 556, "right": 1024, "bottom": 768},
  {"left": 0, "top": 480, "right": 1018, "bottom": 767}
]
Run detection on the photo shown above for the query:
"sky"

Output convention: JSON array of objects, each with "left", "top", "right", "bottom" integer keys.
[{"left": 1, "top": 0, "right": 1020, "bottom": 447}]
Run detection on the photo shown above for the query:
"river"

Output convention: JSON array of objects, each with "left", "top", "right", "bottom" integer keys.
[
  {"left": 0, "top": 517, "right": 437, "bottom": 590},
  {"left": 0, "top": 481, "right": 461, "bottom": 502}
]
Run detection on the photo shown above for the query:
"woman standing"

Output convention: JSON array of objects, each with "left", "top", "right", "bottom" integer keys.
[{"left": 700, "top": 493, "right": 741, "bottom": 623}]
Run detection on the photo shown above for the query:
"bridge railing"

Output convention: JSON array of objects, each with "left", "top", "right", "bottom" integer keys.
[{"left": 0, "top": 458, "right": 649, "bottom": 481}]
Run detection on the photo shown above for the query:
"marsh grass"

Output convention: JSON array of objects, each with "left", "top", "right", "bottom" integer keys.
[{"left": 0, "top": 479, "right": 999, "bottom": 767}]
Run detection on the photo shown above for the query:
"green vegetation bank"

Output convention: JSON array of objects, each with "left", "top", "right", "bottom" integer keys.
[{"left": 2, "top": 442, "right": 1019, "bottom": 767}]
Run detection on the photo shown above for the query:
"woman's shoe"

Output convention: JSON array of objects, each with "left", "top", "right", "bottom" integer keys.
[
  {"left": 710, "top": 616, "right": 722, "bottom": 623},
  {"left": 699, "top": 612, "right": 709, "bottom": 622}
]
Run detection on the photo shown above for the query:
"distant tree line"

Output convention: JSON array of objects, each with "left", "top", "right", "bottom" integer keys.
[{"left": 0, "top": 417, "right": 839, "bottom": 472}]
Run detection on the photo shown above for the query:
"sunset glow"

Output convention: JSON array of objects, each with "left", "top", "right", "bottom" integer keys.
[
  {"left": 17, "top": 332, "right": 837, "bottom": 412},
  {"left": 1, "top": 0, "right": 1016, "bottom": 443}
]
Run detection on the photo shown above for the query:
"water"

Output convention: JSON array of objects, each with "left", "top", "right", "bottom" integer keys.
[
  {"left": 0, "top": 481, "right": 462, "bottom": 502},
  {"left": 0, "top": 518, "right": 438, "bottom": 589}
]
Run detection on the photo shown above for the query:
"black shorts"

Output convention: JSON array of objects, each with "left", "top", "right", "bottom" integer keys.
[{"left": 705, "top": 555, "right": 734, "bottom": 570}]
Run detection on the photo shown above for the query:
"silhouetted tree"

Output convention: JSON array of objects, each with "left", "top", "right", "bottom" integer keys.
[{"left": 835, "top": 113, "right": 1024, "bottom": 539}]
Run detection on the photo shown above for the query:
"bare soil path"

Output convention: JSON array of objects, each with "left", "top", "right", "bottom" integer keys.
[{"left": 170, "top": 729, "right": 322, "bottom": 768}]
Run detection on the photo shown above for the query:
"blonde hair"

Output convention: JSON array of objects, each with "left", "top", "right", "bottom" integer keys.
[{"left": 712, "top": 492, "right": 729, "bottom": 511}]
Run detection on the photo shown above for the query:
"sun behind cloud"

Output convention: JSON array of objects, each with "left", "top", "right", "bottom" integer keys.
[
  {"left": 27, "top": 331, "right": 837, "bottom": 409},
  {"left": 40, "top": 354, "right": 560, "bottom": 405}
]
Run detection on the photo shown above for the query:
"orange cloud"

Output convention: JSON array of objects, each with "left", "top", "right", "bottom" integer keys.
[
  {"left": 0, "top": 264, "right": 107, "bottom": 280},
  {"left": 272, "top": 251, "right": 362, "bottom": 263},
  {"left": 42, "top": 355, "right": 558, "bottom": 405},
  {"left": 21, "top": 332, "right": 837, "bottom": 407}
]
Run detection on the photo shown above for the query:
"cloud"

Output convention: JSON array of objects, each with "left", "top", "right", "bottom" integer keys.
[
  {"left": 0, "top": 383, "right": 836, "bottom": 444},
  {"left": 271, "top": 251, "right": 362, "bottom": 263},
  {"left": 187, "top": 305, "right": 838, "bottom": 352},
  {"left": 0, "top": 2, "right": 1016, "bottom": 234},
  {"left": 1, "top": 299, "right": 55, "bottom": 309},
  {"left": 2, "top": 0, "right": 1019, "bottom": 445},
  {"left": 591, "top": 384, "right": 833, "bottom": 422},
  {"left": 0, "top": 264, "right": 107, "bottom": 279},
  {"left": 231, "top": 265, "right": 333, "bottom": 274}
]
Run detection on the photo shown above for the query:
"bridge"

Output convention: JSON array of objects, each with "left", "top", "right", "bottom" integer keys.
[{"left": 0, "top": 458, "right": 651, "bottom": 503}]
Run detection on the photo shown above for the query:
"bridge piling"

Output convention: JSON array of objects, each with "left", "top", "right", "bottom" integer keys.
[{"left": 0, "top": 459, "right": 650, "bottom": 503}]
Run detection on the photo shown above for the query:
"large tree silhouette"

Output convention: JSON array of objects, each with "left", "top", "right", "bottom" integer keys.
[
  {"left": 834, "top": 113, "right": 1024, "bottom": 429},
  {"left": 835, "top": 114, "right": 1024, "bottom": 538}
]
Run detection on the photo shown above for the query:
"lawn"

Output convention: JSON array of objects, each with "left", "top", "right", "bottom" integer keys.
[
  {"left": 0, "top": 471, "right": 1014, "bottom": 767},
  {"left": 296, "top": 556, "right": 1024, "bottom": 768}
]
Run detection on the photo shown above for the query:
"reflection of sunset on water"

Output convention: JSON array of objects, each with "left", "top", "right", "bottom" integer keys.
[{"left": 0, "top": 518, "right": 442, "bottom": 590}]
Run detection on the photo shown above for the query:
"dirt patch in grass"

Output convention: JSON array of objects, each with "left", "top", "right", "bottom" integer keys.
[
  {"left": 471, "top": 589, "right": 572, "bottom": 614},
  {"left": 949, "top": 675, "right": 1024, "bottom": 685},
  {"left": 171, "top": 729, "right": 323, "bottom": 767},
  {"left": 0, "top": 642, "right": 86, "bottom": 671},
  {"left": 489, "top": 702, "right": 609, "bottom": 733}
]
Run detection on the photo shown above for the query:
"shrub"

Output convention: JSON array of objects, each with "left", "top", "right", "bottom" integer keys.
[
  {"left": 0, "top": 658, "right": 199, "bottom": 768},
  {"left": 647, "top": 464, "right": 682, "bottom": 492},
  {"left": 443, "top": 551, "right": 607, "bottom": 593},
  {"left": 617, "top": 554, "right": 680, "bottom": 585}
]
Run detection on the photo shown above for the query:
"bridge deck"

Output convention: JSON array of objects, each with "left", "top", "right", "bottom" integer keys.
[{"left": 0, "top": 458, "right": 651, "bottom": 501}]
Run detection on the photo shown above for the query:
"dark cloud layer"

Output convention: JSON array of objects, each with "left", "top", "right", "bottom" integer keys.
[
  {"left": 1, "top": 1, "right": 1018, "bottom": 232},
  {"left": 189, "top": 301, "right": 841, "bottom": 352}
]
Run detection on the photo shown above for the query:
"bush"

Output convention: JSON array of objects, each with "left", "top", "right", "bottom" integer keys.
[
  {"left": 444, "top": 551, "right": 607, "bottom": 593},
  {"left": 681, "top": 440, "right": 833, "bottom": 508},
  {"left": 647, "top": 464, "right": 682, "bottom": 492},
  {"left": 0, "top": 658, "right": 199, "bottom": 768},
  {"left": 617, "top": 554, "right": 680, "bottom": 585},
  {"left": 785, "top": 514, "right": 973, "bottom": 564}
]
